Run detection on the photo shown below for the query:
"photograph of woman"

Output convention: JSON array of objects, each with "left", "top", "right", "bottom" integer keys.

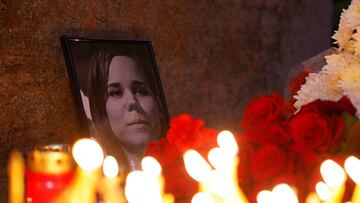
[{"left": 62, "top": 38, "right": 169, "bottom": 172}]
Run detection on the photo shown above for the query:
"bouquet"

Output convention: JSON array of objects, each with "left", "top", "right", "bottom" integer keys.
[{"left": 146, "top": 0, "right": 360, "bottom": 202}]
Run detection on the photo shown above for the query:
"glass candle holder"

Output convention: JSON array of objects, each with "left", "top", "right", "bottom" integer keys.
[{"left": 25, "top": 144, "right": 75, "bottom": 203}]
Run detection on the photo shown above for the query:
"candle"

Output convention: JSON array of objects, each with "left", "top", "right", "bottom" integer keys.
[
  {"left": 192, "top": 192, "right": 215, "bottom": 203},
  {"left": 54, "top": 138, "right": 104, "bottom": 203},
  {"left": 99, "top": 155, "right": 126, "bottom": 203},
  {"left": 184, "top": 130, "right": 248, "bottom": 203},
  {"left": 125, "top": 156, "right": 168, "bottom": 203},
  {"left": 8, "top": 150, "right": 25, "bottom": 203},
  {"left": 25, "top": 144, "right": 74, "bottom": 203},
  {"left": 257, "top": 184, "right": 298, "bottom": 203},
  {"left": 272, "top": 184, "right": 299, "bottom": 203},
  {"left": 315, "top": 181, "right": 331, "bottom": 201},
  {"left": 344, "top": 156, "right": 360, "bottom": 203},
  {"left": 305, "top": 192, "right": 321, "bottom": 203},
  {"left": 256, "top": 190, "right": 273, "bottom": 203},
  {"left": 320, "top": 159, "right": 347, "bottom": 203}
]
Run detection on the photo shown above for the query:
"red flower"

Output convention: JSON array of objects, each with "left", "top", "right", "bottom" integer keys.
[
  {"left": 299, "top": 96, "right": 356, "bottom": 116},
  {"left": 250, "top": 144, "right": 294, "bottom": 182},
  {"left": 267, "top": 122, "right": 292, "bottom": 145},
  {"left": 163, "top": 165, "right": 197, "bottom": 203},
  {"left": 241, "top": 93, "right": 285, "bottom": 132},
  {"left": 145, "top": 138, "right": 179, "bottom": 169},
  {"left": 166, "top": 114, "right": 205, "bottom": 153},
  {"left": 290, "top": 112, "right": 344, "bottom": 153}
]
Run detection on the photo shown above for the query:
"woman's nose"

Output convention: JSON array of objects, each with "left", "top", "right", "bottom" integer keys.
[{"left": 125, "top": 91, "right": 138, "bottom": 111}]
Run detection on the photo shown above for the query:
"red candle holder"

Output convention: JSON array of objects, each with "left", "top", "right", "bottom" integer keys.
[{"left": 25, "top": 144, "right": 75, "bottom": 203}]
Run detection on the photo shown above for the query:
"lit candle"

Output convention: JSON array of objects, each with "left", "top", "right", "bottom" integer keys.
[
  {"left": 125, "top": 156, "right": 172, "bottom": 203},
  {"left": 344, "top": 156, "right": 360, "bottom": 203},
  {"left": 305, "top": 192, "right": 321, "bottom": 203},
  {"left": 25, "top": 145, "right": 74, "bottom": 203},
  {"left": 315, "top": 182, "right": 331, "bottom": 202},
  {"left": 257, "top": 184, "right": 298, "bottom": 203},
  {"left": 99, "top": 155, "right": 126, "bottom": 203},
  {"left": 8, "top": 151, "right": 25, "bottom": 203},
  {"left": 320, "top": 159, "right": 347, "bottom": 203},
  {"left": 192, "top": 192, "right": 216, "bottom": 203},
  {"left": 54, "top": 138, "right": 104, "bottom": 203},
  {"left": 184, "top": 130, "right": 249, "bottom": 203},
  {"left": 272, "top": 184, "right": 299, "bottom": 203},
  {"left": 257, "top": 190, "right": 274, "bottom": 203}
]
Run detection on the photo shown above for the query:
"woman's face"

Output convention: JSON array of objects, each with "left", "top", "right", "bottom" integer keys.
[{"left": 105, "top": 55, "right": 161, "bottom": 151}]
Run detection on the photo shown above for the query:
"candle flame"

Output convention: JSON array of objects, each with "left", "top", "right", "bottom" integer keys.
[
  {"left": 103, "top": 156, "right": 118, "bottom": 178},
  {"left": 272, "top": 184, "right": 299, "bottom": 203},
  {"left": 315, "top": 181, "right": 331, "bottom": 201},
  {"left": 141, "top": 156, "right": 162, "bottom": 177},
  {"left": 257, "top": 190, "right": 273, "bottom": 203},
  {"left": 191, "top": 192, "right": 215, "bottom": 203},
  {"left": 320, "top": 159, "right": 346, "bottom": 188},
  {"left": 184, "top": 150, "right": 212, "bottom": 182},
  {"left": 208, "top": 147, "right": 231, "bottom": 171},
  {"left": 72, "top": 138, "right": 104, "bottom": 171},
  {"left": 217, "top": 130, "right": 238, "bottom": 156},
  {"left": 344, "top": 156, "right": 360, "bottom": 184},
  {"left": 125, "top": 170, "right": 162, "bottom": 203}
]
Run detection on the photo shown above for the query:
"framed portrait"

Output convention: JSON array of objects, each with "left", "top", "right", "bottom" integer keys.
[{"left": 60, "top": 36, "right": 169, "bottom": 170}]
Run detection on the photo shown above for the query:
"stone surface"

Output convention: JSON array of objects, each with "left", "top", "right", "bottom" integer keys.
[{"left": 0, "top": 0, "right": 332, "bottom": 200}]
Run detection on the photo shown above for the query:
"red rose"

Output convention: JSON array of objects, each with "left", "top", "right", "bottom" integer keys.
[
  {"left": 166, "top": 114, "right": 205, "bottom": 152},
  {"left": 250, "top": 144, "right": 294, "bottom": 181},
  {"left": 241, "top": 93, "right": 285, "bottom": 132},
  {"left": 299, "top": 96, "right": 356, "bottom": 116},
  {"left": 163, "top": 165, "right": 197, "bottom": 203},
  {"left": 290, "top": 112, "right": 344, "bottom": 153},
  {"left": 236, "top": 135, "right": 256, "bottom": 189},
  {"left": 145, "top": 138, "right": 180, "bottom": 169},
  {"left": 195, "top": 127, "right": 219, "bottom": 157}
]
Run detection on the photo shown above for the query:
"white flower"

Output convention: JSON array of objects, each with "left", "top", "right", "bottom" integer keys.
[
  {"left": 351, "top": 27, "right": 360, "bottom": 56},
  {"left": 294, "top": 73, "right": 342, "bottom": 110},
  {"left": 294, "top": 0, "right": 360, "bottom": 118},
  {"left": 341, "top": 0, "right": 360, "bottom": 28},
  {"left": 333, "top": 24, "right": 353, "bottom": 50}
]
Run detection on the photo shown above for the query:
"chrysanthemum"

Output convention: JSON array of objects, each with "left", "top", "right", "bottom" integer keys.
[
  {"left": 294, "top": 73, "right": 342, "bottom": 110},
  {"left": 341, "top": 0, "right": 360, "bottom": 29},
  {"left": 333, "top": 24, "right": 353, "bottom": 50}
]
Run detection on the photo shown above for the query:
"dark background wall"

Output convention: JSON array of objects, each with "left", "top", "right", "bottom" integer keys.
[{"left": 0, "top": 0, "right": 334, "bottom": 200}]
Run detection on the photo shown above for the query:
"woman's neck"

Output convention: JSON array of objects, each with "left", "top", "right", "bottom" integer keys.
[{"left": 122, "top": 147, "right": 144, "bottom": 170}]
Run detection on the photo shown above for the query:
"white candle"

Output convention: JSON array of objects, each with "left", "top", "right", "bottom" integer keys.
[
  {"left": 192, "top": 192, "right": 216, "bottom": 203},
  {"left": 100, "top": 155, "right": 125, "bottom": 203},
  {"left": 125, "top": 156, "right": 166, "bottom": 203},
  {"left": 345, "top": 156, "right": 360, "bottom": 203},
  {"left": 272, "top": 184, "right": 299, "bottom": 203},
  {"left": 305, "top": 192, "right": 321, "bottom": 203},
  {"left": 184, "top": 130, "right": 248, "bottom": 203},
  {"left": 257, "top": 190, "right": 274, "bottom": 203},
  {"left": 55, "top": 138, "right": 104, "bottom": 203},
  {"left": 320, "top": 159, "right": 346, "bottom": 203},
  {"left": 315, "top": 181, "right": 331, "bottom": 201}
]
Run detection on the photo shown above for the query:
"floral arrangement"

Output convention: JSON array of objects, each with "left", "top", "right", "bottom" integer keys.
[
  {"left": 146, "top": 93, "right": 358, "bottom": 202},
  {"left": 146, "top": 1, "right": 360, "bottom": 202},
  {"left": 295, "top": 0, "right": 360, "bottom": 117}
]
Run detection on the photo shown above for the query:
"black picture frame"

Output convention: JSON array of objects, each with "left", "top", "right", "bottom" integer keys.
[{"left": 60, "top": 36, "right": 169, "bottom": 163}]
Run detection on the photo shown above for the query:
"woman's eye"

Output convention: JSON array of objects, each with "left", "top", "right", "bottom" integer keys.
[
  {"left": 108, "top": 88, "right": 123, "bottom": 97},
  {"left": 135, "top": 87, "right": 150, "bottom": 96}
]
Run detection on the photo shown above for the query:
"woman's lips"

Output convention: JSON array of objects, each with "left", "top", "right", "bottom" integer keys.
[{"left": 127, "top": 119, "right": 149, "bottom": 126}]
